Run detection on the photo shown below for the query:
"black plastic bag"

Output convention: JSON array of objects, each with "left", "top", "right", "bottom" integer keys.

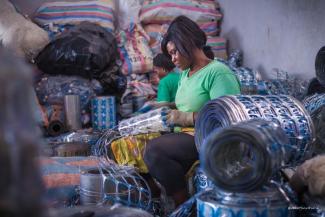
[{"left": 36, "top": 22, "right": 117, "bottom": 79}]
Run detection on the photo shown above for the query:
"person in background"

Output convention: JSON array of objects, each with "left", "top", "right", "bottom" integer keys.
[
  {"left": 144, "top": 15, "right": 241, "bottom": 206},
  {"left": 153, "top": 53, "right": 180, "bottom": 103}
]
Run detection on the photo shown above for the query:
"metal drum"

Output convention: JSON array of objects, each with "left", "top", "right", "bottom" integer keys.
[
  {"left": 80, "top": 168, "right": 134, "bottom": 205},
  {"left": 197, "top": 186, "right": 291, "bottom": 217}
]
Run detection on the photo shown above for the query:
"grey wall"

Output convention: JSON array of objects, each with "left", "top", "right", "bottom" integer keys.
[
  {"left": 11, "top": 0, "right": 325, "bottom": 79},
  {"left": 218, "top": 0, "right": 325, "bottom": 79}
]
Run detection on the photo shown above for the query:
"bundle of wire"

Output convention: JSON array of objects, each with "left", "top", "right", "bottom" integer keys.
[
  {"left": 303, "top": 93, "right": 325, "bottom": 154},
  {"left": 200, "top": 119, "right": 290, "bottom": 192},
  {"left": 79, "top": 157, "right": 152, "bottom": 211},
  {"left": 118, "top": 107, "right": 170, "bottom": 136},
  {"left": 303, "top": 93, "right": 325, "bottom": 114},
  {"left": 195, "top": 95, "right": 315, "bottom": 164},
  {"left": 197, "top": 184, "right": 290, "bottom": 217},
  {"left": 89, "top": 130, "right": 152, "bottom": 211}
]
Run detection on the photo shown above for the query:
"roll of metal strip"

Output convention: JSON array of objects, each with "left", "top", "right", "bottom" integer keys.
[
  {"left": 217, "top": 58, "right": 260, "bottom": 95},
  {"left": 303, "top": 94, "right": 325, "bottom": 154},
  {"left": 200, "top": 119, "right": 290, "bottom": 192},
  {"left": 304, "top": 93, "right": 325, "bottom": 115},
  {"left": 195, "top": 95, "right": 315, "bottom": 164},
  {"left": 197, "top": 186, "right": 292, "bottom": 217}
]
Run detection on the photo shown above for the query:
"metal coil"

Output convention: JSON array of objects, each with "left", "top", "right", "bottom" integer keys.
[
  {"left": 304, "top": 93, "right": 325, "bottom": 115},
  {"left": 195, "top": 95, "right": 315, "bottom": 164},
  {"left": 200, "top": 119, "right": 290, "bottom": 192},
  {"left": 197, "top": 185, "right": 292, "bottom": 217},
  {"left": 303, "top": 94, "right": 325, "bottom": 154}
]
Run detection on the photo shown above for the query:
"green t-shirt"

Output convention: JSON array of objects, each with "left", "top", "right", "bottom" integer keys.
[
  {"left": 175, "top": 60, "right": 241, "bottom": 112},
  {"left": 157, "top": 71, "right": 180, "bottom": 102}
]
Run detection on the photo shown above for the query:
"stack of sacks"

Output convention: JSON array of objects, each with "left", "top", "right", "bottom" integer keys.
[
  {"left": 35, "top": 22, "right": 122, "bottom": 88},
  {"left": 0, "top": 0, "right": 50, "bottom": 61},
  {"left": 31, "top": 1, "right": 127, "bottom": 133},
  {"left": 119, "top": 74, "right": 156, "bottom": 118},
  {"left": 139, "top": 0, "right": 227, "bottom": 58},
  {"left": 33, "top": 0, "right": 116, "bottom": 37},
  {"left": 116, "top": 24, "right": 156, "bottom": 117},
  {"left": 116, "top": 0, "right": 144, "bottom": 31},
  {"left": 117, "top": 23, "right": 153, "bottom": 76},
  {"left": 143, "top": 24, "right": 169, "bottom": 57},
  {"left": 206, "top": 37, "right": 227, "bottom": 60}
]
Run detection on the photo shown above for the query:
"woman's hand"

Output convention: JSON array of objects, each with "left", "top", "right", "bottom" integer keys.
[{"left": 167, "top": 110, "right": 194, "bottom": 127}]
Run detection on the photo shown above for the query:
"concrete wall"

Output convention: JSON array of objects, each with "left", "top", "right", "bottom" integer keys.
[
  {"left": 11, "top": 0, "right": 325, "bottom": 79},
  {"left": 218, "top": 0, "right": 325, "bottom": 79}
]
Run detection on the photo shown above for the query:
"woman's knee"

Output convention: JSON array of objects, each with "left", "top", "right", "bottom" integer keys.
[{"left": 144, "top": 139, "right": 162, "bottom": 168}]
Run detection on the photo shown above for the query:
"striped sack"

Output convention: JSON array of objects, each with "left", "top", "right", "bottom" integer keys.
[
  {"left": 117, "top": 23, "right": 153, "bottom": 75},
  {"left": 33, "top": 0, "right": 116, "bottom": 33},
  {"left": 139, "top": 0, "right": 222, "bottom": 36},
  {"left": 40, "top": 156, "right": 99, "bottom": 207},
  {"left": 143, "top": 24, "right": 169, "bottom": 56},
  {"left": 207, "top": 36, "right": 228, "bottom": 60}
]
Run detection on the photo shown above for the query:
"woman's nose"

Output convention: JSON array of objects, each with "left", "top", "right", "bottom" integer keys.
[{"left": 171, "top": 55, "right": 177, "bottom": 63}]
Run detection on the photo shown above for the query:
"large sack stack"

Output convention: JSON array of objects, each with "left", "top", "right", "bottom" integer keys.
[
  {"left": 33, "top": 0, "right": 116, "bottom": 36},
  {"left": 31, "top": 0, "right": 126, "bottom": 132},
  {"left": 116, "top": 24, "right": 156, "bottom": 117},
  {"left": 139, "top": 0, "right": 228, "bottom": 59}
]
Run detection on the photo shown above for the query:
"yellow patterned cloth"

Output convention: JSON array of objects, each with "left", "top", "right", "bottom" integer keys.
[{"left": 111, "top": 133, "right": 161, "bottom": 173}]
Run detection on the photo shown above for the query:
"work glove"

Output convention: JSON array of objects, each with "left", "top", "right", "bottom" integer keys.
[
  {"left": 167, "top": 110, "right": 194, "bottom": 127},
  {"left": 290, "top": 155, "right": 325, "bottom": 197}
]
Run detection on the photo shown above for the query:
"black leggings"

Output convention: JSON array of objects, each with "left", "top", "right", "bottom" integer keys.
[{"left": 143, "top": 133, "right": 198, "bottom": 195}]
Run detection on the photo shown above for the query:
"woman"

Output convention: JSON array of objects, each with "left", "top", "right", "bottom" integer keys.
[
  {"left": 153, "top": 53, "right": 180, "bottom": 103},
  {"left": 143, "top": 15, "right": 241, "bottom": 206}
]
